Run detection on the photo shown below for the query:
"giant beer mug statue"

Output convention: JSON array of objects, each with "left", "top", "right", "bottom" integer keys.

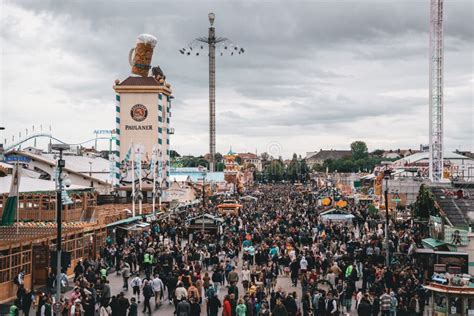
[{"left": 129, "top": 34, "right": 158, "bottom": 77}]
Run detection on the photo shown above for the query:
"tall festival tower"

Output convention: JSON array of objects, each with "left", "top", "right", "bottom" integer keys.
[{"left": 113, "top": 34, "right": 173, "bottom": 207}]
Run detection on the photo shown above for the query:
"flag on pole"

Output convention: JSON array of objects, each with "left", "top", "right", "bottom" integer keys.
[
  {"left": 1, "top": 164, "right": 21, "bottom": 226},
  {"left": 134, "top": 145, "right": 143, "bottom": 179},
  {"left": 124, "top": 144, "right": 133, "bottom": 165},
  {"left": 150, "top": 146, "right": 158, "bottom": 179}
]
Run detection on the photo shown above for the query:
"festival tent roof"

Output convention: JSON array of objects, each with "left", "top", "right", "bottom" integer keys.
[
  {"left": 240, "top": 195, "right": 258, "bottom": 202},
  {"left": 319, "top": 208, "right": 355, "bottom": 220},
  {"left": 186, "top": 213, "right": 224, "bottom": 223},
  {"left": 422, "top": 238, "right": 449, "bottom": 250},
  {"left": 0, "top": 175, "right": 89, "bottom": 194},
  {"left": 360, "top": 174, "right": 376, "bottom": 180},
  {"left": 320, "top": 209, "right": 351, "bottom": 216},
  {"left": 394, "top": 151, "right": 471, "bottom": 165}
]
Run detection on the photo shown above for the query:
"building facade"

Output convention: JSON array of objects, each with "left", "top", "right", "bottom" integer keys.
[{"left": 113, "top": 76, "right": 173, "bottom": 190}]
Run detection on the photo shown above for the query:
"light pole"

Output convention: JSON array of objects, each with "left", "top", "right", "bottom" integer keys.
[
  {"left": 180, "top": 13, "right": 244, "bottom": 172},
  {"left": 89, "top": 161, "right": 93, "bottom": 187},
  {"left": 51, "top": 143, "right": 70, "bottom": 314},
  {"left": 201, "top": 171, "right": 207, "bottom": 235},
  {"left": 382, "top": 162, "right": 392, "bottom": 267},
  {"left": 0, "top": 127, "right": 5, "bottom": 162}
]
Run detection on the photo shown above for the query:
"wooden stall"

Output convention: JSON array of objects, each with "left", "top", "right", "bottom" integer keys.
[
  {"left": 0, "top": 224, "right": 106, "bottom": 303},
  {"left": 0, "top": 191, "right": 97, "bottom": 222}
]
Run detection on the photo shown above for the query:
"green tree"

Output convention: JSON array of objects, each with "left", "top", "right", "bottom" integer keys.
[
  {"left": 351, "top": 141, "right": 369, "bottom": 160},
  {"left": 413, "top": 184, "right": 437, "bottom": 219},
  {"left": 215, "top": 152, "right": 223, "bottom": 163},
  {"left": 299, "top": 159, "right": 310, "bottom": 182},
  {"left": 265, "top": 160, "right": 285, "bottom": 182},
  {"left": 216, "top": 162, "right": 225, "bottom": 172},
  {"left": 286, "top": 153, "right": 300, "bottom": 183},
  {"left": 235, "top": 156, "right": 243, "bottom": 165},
  {"left": 371, "top": 149, "right": 385, "bottom": 157},
  {"left": 170, "top": 150, "right": 180, "bottom": 158}
]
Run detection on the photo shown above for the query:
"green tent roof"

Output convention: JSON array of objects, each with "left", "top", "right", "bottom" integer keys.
[{"left": 422, "top": 238, "right": 447, "bottom": 249}]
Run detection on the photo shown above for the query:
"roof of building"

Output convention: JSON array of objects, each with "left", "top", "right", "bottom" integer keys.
[
  {"left": 307, "top": 150, "right": 352, "bottom": 161},
  {"left": 41, "top": 153, "right": 110, "bottom": 173},
  {"left": 395, "top": 151, "right": 472, "bottom": 165},
  {"left": 457, "top": 151, "right": 474, "bottom": 159},
  {"left": 0, "top": 175, "right": 89, "bottom": 194},
  {"left": 429, "top": 186, "right": 474, "bottom": 227},
  {"left": 8, "top": 151, "right": 111, "bottom": 185},
  {"left": 238, "top": 153, "right": 258, "bottom": 160},
  {"left": 118, "top": 76, "right": 161, "bottom": 86}
]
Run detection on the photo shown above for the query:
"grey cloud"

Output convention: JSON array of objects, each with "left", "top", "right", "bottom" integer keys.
[{"left": 1, "top": 0, "right": 472, "bottom": 155}]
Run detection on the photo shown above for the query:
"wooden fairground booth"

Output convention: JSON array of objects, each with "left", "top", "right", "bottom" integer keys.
[
  {"left": 0, "top": 224, "right": 106, "bottom": 303},
  {"left": 425, "top": 282, "right": 474, "bottom": 316},
  {"left": 186, "top": 214, "right": 224, "bottom": 234}
]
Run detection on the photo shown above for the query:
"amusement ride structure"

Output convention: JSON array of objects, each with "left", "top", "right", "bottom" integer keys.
[
  {"left": 180, "top": 13, "right": 244, "bottom": 173},
  {"left": 429, "top": 0, "right": 445, "bottom": 183}
]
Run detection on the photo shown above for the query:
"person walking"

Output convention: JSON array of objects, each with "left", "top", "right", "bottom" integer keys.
[
  {"left": 152, "top": 274, "right": 164, "bottom": 307},
  {"left": 236, "top": 298, "right": 247, "bottom": 316},
  {"left": 272, "top": 298, "right": 288, "bottom": 316},
  {"left": 380, "top": 289, "right": 392, "bottom": 316},
  {"left": 122, "top": 262, "right": 131, "bottom": 291},
  {"left": 223, "top": 295, "right": 233, "bottom": 316},
  {"left": 142, "top": 280, "right": 154, "bottom": 315},
  {"left": 207, "top": 293, "right": 222, "bottom": 316},
  {"left": 177, "top": 298, "right": 191, "bottom": 316},
  {"left": 130, "top": 274, "right": 142, "bottom": 303}
]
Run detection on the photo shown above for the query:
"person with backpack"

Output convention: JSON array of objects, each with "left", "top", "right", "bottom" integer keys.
[
  {"left": 14, "top": 270, "right": 24, "bottom": 288},
  {"left": 130, "top": 274, "right": 142, "bottom": 303}
]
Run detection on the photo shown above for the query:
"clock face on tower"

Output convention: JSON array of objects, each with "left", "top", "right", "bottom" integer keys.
[{"left": 130, "top": 104, "right": 148, "bottom": 122}]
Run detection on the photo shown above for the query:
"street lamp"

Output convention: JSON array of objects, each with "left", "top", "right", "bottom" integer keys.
[
  {"left": 201, "top": 171, "right": 208, "bottom": 234},
  {"left": 208, "top": 12, "right": 215, "bottom": 26},
  {"left": 0, "top": 127, "right": 5, "bottom": 162},
  {"left": 89, "top": 161, "right": 93, "bottom": 187},
  {"left": 382, "top": 161, "right": 392, "bottom": 267},
  {"left": 51, "top": 143, "right": 70, "bottom": 315}
]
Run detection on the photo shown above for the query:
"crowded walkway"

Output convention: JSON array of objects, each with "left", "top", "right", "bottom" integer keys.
[{"left": 15, "top": 183, "right": 430, "bottom": 315}]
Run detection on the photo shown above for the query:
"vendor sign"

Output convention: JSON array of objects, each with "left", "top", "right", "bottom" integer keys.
[{"left": 444, "top": 227, "right": 468, "bottom": 246}]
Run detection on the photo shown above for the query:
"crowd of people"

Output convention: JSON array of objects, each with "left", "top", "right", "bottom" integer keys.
[{"left": 11, "top": 183, "right": 430, "bottom": 316}]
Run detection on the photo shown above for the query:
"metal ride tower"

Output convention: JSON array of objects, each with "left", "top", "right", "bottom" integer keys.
[
  {"left": 181, "top": 13, "right": 244, "bottom": 172},
  {"left": 429, "top": 0, "right": 444, "bottom": 182}
]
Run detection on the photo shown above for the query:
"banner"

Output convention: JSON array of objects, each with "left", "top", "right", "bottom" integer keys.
[
  {"left": 1, "top": 163, "right": 21, "bottom": 226},
  {"left": 444, "top": 227, "right": 468, "bottom": 246}
]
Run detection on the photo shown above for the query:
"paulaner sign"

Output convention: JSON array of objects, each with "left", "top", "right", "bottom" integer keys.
[{"left": 125, "top": 125, "right": 153, "bottom": 130}]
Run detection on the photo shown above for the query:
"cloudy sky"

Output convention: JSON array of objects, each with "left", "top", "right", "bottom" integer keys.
[{"left": 0, "top": 0, "right": 472, "bottom": 158}]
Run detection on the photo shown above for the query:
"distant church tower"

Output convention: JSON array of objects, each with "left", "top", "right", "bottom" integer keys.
[{"left": 224, "top": 148, "right": 239, "bottom": 185}]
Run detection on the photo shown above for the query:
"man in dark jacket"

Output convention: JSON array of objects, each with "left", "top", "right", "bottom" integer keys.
[
  {"left": 357, "top": 295, "right": 372, "bottom": 316},
  {"left": 118, "top": 292, "right": 130, "bottom": 316},
  {"left": 73, "top": 260, "right": 84, "bottom": 282},
  {"left": 272, "top": 298, "right": 288, "bottom": 316},
  {"left": 208, "top": 293, "right": 222, "bottom": 316},
  {"left": 142, "top": 280, "right": 154, "bottom": 314},
  {"left": 290, "top": 260, "right": 299, "bottom": 286},
  {"left": 176, "top": 298, "right": 191, "bottom": 316},
  {"left": 284, "top": 293, "right": 298, "bottom": 316}
]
